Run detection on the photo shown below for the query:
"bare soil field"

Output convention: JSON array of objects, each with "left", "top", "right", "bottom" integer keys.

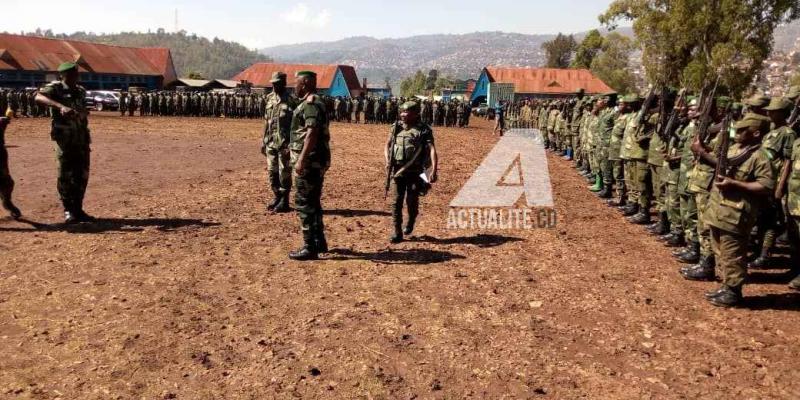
[{"left": 1, "top": 113, "right": 799, "bottom": 399}]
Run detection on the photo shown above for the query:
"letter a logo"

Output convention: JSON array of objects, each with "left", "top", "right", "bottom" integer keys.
[{"left": 450, "top": 129, "right": 554, "bottom": 207}]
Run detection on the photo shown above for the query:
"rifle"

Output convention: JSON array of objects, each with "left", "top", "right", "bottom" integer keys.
[
  {"left": 384, "top": 122, "right": 402, "bottom": 199},
  {"left": 695, "top": 77, "right": 721, "bottom": 147},
  {"left": 638, "top": 86, "right": 657, "bottom": 127},
  {"left": 712, "top": 105, "right": 733, "bottom": 186},
  {"left": 788, "top": 95, "right": 800, "bottom": 130},
  {"left": 661, "top": 88, "right": 686, "bottom": 143},
  {"left": 656, "top": 86, "right": 671, "bottom": 142}
]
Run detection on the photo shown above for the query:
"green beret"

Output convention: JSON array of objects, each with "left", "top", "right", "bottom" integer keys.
[
  {"left": 743, "top": 93, "right": 770, "bottom": 108},
  {"left": 620, "top": 94, "right": 641, "bottom": 103},
  {"left": 399, "top": 101, "right": 420, "bottom": 112},
  {"left": 57, "top": 61, "right": 78, "bottom": 72},
  {"left": 295, "top": 70, "right": 317, "bottom": 79},
  {"left": 734, "top": 113, "right": 771, "bottom": 132},
  {"left": 270, "top": 71, "right": 287, "bottom": 83},
  {"left": 764, "top": 97, "right": 794, "bottom": 111}
]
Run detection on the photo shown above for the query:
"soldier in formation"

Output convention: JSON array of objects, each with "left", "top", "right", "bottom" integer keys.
[
  {"left": 261, "top": 72, "right": 297, "bottom": 213},
  {"left": 0, "top": 116, "right": 21, "bottom": 220}
]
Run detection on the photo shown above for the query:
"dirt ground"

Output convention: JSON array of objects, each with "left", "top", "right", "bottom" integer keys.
[{"left": 1, "top": 113, "right": 799, "bottom": 399}]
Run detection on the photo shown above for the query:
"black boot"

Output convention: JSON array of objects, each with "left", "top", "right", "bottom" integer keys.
[
  {"left": 267, "top": 193, "right": 281, "bottom": 211},
  {"left": 747, "top": 249, "right": 770, "bottom": 269},
  {"left": 403, "top": 218, "right": 416, "bottom": 236},
  {"left": 273, "top": 193, "right": 290, "bottom": 213},
  {"left": 664, "top": 231, "right": 686, "bottom": 248},
  {"left": 648, "top": 212, "right": 670, "bottom": 235},
  {"left": 680, "top": 255, "right": 716, "bottom": 281},
  {"left": 707, "top": 285, "right": 742, "bottom": 308},
  {"left": 621, "top": 203, "right": 639, "bottom": 217},
  {"left": 288, "top": 232, "right": 318, "bottom": 260},
  {"left": 676, "top": 241, "right": 700, "bottom": 264},
  {"left": 596, "top": 184, "right": 612, "bottom": 199},
  {"left": 628, "top": 210, "right": 651, "bottom": 225},
  {"left": 315, "top": 229, "right": 329, "bottom": 253},
  {"left": 2, "top": 199, "right": 21, "bottom": 220}
]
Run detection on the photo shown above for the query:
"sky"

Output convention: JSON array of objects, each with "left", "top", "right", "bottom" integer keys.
[{"left": 5, "top": 0, "right": 619, "bottom": 49}]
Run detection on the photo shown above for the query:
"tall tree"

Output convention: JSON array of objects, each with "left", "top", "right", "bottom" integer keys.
[
  {"left": 590, "top": 32, "right": 638, "bottom": 94},
  {"left": 541, "top": 33, "right": 578, "bottom": 68},
  {"left": 572, "top": 29, "right": 605, "bottom": 69},
  {"left": 600, "top": 0, "right": 800, "bottom": 96}
]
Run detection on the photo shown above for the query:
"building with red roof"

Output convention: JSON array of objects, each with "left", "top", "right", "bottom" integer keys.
[
  {"left": 233, "top": 63, "right": 363, "bottom": 97},
  {"left": 470, "top": 66, "right": 614, "bottom": 105},
  {"left": 0, "top": 33, "right": 177, "bottom": 90}
]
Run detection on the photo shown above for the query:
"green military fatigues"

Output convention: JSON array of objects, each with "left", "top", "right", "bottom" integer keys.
[
  {"left": 39, "top": 81, "right": 91, "bottom": 213},
  {"left": 688, "top": 129, "right": 720, "bottom": 258},
  {"left": 648, "top": 124, "right": 667, "bottom": 214},
  {"left": 264, "top": 91, "right": 298, "bottom": 199},
  {"left": 621, "top": 113, "right": 651, "bottom": 209},
  {"left": 678, "top": 122, "right": 698, "bottom": 243},
  {"left": 665, "top": 122, "right": 689, "bottom": 234},
  {"left": 787, "top": 138, "right": 800, "bottom": 262},
  {"left": 291, "top": 94, "right": 331, "bottom": 247},
  {"left": 596, "top": 107, "right": 617, "bottom": 186},
  {"left": 754, "top": 125, "right": 797, "bottom": 256},
  {"left": 0, "top": 118, "right": 14, "bottom": 209},
  {"left": 585, "top": 112, "right": 600, "bottom": 173},
  {"left": 609, "top": 111, "right": 632, "bottom": 200},
  {"left": 390, "top": 121, "right": 434, "bottom": 234},
  {"left": 706, "top": 144, "right": 774, "bottom": 290}
]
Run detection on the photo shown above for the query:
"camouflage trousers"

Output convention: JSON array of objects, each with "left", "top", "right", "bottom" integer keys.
[
  {"left": 694, "top": 190, "right": 712, "bottom": 256},
  {"left": 0, "top": 144, "right": 13, "bottom": 205},
  {"left": 650, "top": 164, "right": 666, "bottom": 213},
  {"left": 680, "top": 193, "right": 698, "bottom": 242},
  {"left": 563, "top": 134, "right": 574, "bottom": 150},
  {"left": 55, "top": 141, "right": 91, "bottom": 212},
  {"left": 391, "top": 175, "right": 423, "bottom": 232},
  {"left": 597, "top": 146, "right": 611, "bottom": 185},
  {"left": 753, "top": 198, "right": 786, "bottom": 256},
  {"left": 294, "top": 167, "right": 326, "bottom": 239},
  {"left": 266, "top": 146, "right": 292, "bottom": 196},
  {"left": 665, "top": 166, "right": 682, "bottom": 232},
  {"left": 711, "top": 227, "right": 748, "bottom": 289},
  {"left": 610, "top": 159, "right": 625, "bottom": 199},
  {"left": 626, "top": 160, "right": 651, "bottom": 209}
]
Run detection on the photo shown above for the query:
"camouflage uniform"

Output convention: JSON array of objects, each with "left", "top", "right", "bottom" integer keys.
[
  {"left": 0, "top": 117, "right": 19, "bottom": 217},
  {"left": 389, "top": 113, "right": 434, "bottom": 240},
  {"left": 291, "top": 93, "right": 331, "bottom": 253},
  {"left": 39, "top": 80, "right": 92, "bottom": 215},
  {"left": 263, "top": 89, "right": 298, "bottom": 207}
]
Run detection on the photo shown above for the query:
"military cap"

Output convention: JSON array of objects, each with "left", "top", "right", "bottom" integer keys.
[
  {"left": 734, "top": 113, "right": 771, "bottom": 132},
  {"left": 295, "top": 70, "right": 317, "bottom": 79},
  {"left": 57, "top": 61, "right": 78, "bottom": 72},
  {"left": 270, "top": 71, "right": 287, "bottom": 83},
  {"left": 620, "top": 94, "right": 641, "bottom": 103},
  {"left": 743, "top": 93, "right": 770, "bottom": 108},
  {"left": 764, "top": 96, "right": 794, "bottom": 111},
  {"left": 785, "top": 86, "right": 800, "bottom": 101},
  {"left": 687, "top": 97, "right": 699, "bottom": 107},
  {"left": 399, "top": 101, "right": 420, "bottom": 112}
]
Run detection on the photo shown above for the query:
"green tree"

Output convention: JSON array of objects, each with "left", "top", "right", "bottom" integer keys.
[
  {"left": 399, "top": 70, "right": 427, "bottom": 97},
  {"left": 425, "top": 70, "right": 439, "bottom": 90},
  {"left": 600, "top": 0, "right": 800, "bottom": 97},
  {"left": 590, "top": 32, "right": 638, "bottom": 94},
  {"left": 541, "top": 33, "right": 577, "bottom": 68},
  {"left": 572, "top": 29, "right": 604, "bottom": 69}
]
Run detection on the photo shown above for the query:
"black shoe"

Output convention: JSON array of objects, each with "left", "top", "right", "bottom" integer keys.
[
  {"left": 628, "top": 211, "right": 651, "bottom": 225},
  {"left": 273, "top": 195, "right": 290, "bottom": 213},
  {"left": 676, "top": 242, "right": 700, "bottom": 264},
  {"left": 704, "top": 287, "right": 727, "bottom": 299},
  {"left": 665, "top": 233, "right": 686, "bottom": 248},
  {"left": 680, "top": 260, "right": 715, "bottom": 281},
  {"left": 403, "top": 223, "right": 415, "bottom": 236},
  {"left": 597, "top": 184, "right": 612, "bottom": 199},
  {"left": 747, "top": 254, "right": 769, "bottom": 269},
  {"left": 288, "top": 243, "right": 318, "bottom": 261},
  {"left": 315, "top": 232, "right": 329, "bottom": 253},
  {"left": 789, "top": 274, "right": 800, "bottom": 291},
  {"left": 707, "top": 286, "right": 742, "bottom": 308},
  {"left": 390, "top": 231, "right": 403, "bottom": 243},
  {"left": 266, "top": 195, "right": 281, "bottom": 211},
  {"left": 75, "top": 210, "right": 96, "bottom": 222},
  {"left": 64, "top": 211, "right": 79, "bottom": 225},
  {"left": 2, "top": 200, "right": 21, "bottom": 220},
  {"left": 621, "top": 204, "right": 639, "bottom": 217}
]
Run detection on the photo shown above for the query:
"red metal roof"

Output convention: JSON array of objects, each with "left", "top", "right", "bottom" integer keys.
[
  {"left": 0, "top": 33, "right": 176, "bottom": 82},
  {"left": 485, "top": 67, "right": 613, "bottom": 95},
  {"left": 233, "top": 63, "right": 362, "bottom": 91}
]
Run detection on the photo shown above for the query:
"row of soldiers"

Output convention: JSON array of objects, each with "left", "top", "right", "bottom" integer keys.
[
  {"left": 326, "top": 97, "right": 471, "bottom": 128},
  {"left": 526, "top": 88, "right": 800, "bottom": 308},
  {"left": 0, "top": 89, "right": 51, "bottom": 118}
]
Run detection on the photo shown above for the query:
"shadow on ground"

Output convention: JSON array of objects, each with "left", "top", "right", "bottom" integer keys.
[{"left": 0, "top": 217, "right": 219, "bottom": 234}]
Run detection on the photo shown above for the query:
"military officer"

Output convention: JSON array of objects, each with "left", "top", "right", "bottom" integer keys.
[
  {"left": 261, "top": 72, "right": 298, "bottom": 213},
  {"left": 385, "top": 101, "right": 438, "bottom": 243},
  {"left": 288, "top": 71, "right": 331, "bottom": 261},
  {"left": 0, "top": 116, "right": 21, "bottom": 219},
  {"left": 35, "top": 62, "right": 95, "bottom": 224}
]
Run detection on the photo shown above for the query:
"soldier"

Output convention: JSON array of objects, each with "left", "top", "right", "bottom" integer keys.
[
  {"left": 494, "top": 101, "right": 506, "bottom": 136},
  {"left": 34, "top": 62, "right": 94, "bottom": 224},
  {"left": 594, "top": 94, "right": 618, "bottom": 199},
  {"left": 261, "top": 72, "right": 297, "bottom": 213},
  {"left": 702, "top": 113, "right": 774, "bottom": 307},
  {"left": 119, "top": 91, "right": 128, "bottom": 116},
  {"left": 385, "top": 101, "right": 438, "bottom": 243},
  {"left": 785, "top": 122, "right": 800, "bottom": 290},
  {"left": 288, "top": 71, "right": 331, "bottom": 261},
  {"left": 606, "top": 95, "right": 638, "bottom": 207},
  {"left": 0, "top": 117, "right": 21, "bottom": 219},
  {"left": 748, "top": 97, "right": 796, "bottom": 268}
]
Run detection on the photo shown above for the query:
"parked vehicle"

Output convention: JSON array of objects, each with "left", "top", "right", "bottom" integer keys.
[{"left": 84, "top": 90, "right": 120, "bottom": 111}]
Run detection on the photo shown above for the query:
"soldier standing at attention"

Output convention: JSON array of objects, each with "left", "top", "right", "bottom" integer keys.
[
  {"left": 288, "top": 71, "right": 331, "bottom": 261},
  {"left": 784, "top": 125, "right": 800, "bottom": 290},
  {"left": 385, "top": 101, "right": 438, "bottom": 243},
  {"left": 261, "top": 72, "right": 297, "bottom": 213},
  {"left": 0, "top": 116, "right": 21, "bottom": 219},
  {"left": 35, "top": 62, "right": 95, "bottom": 224},
  {"left": 702, "top": 114, "right": 774, "bottom": 307}
]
